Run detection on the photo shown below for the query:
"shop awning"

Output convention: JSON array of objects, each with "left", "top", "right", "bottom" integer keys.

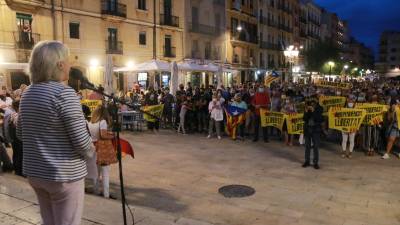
[
  {"left": 0, "top": 62, "right": 28, "bottom": 70},
  {"left": 114, "top": 59, "right": 170, "bottom": 72}
]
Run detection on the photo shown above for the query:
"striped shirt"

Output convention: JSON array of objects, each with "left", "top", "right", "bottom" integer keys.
[{"left": 17, "top": 81, "right": 92, "bottom": 182}]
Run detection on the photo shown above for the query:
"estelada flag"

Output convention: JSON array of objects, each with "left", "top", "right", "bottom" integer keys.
[
  {"left": 264, "top": 71, "right": 280, "bottom": 86},
  {"left": 225, "top": 105, "right": 247, "bottom": 138},
  {"left": 112, "top": 138, "right": 134, "bottom": 158}
]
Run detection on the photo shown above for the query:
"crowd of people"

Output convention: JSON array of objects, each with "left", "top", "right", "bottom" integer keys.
[
  {"left": 0, "top": 40, "right": 399, "bottom": 225},
  {"left": 112, "top": 78, "right": 400, "bottom": 167}
]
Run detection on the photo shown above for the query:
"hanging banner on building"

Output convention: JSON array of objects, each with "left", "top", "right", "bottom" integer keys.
[
  {"left": 141, "top": 104, "right": 164, "bottom": 122},
  {"left": 285, "top": 113, "right": 304, "bottom": 134},
  {"left": 328, "top": 108, "right": 366, "bottom": 132},
  {"left": 260, "top": 109, "right": 285, "bottom": 130},
  {"left": 319, "top": 96, "right": 346, "bottom": 113},
  {"left": 315, "top": 80, "right": 351, "bottom": 90},
  {"left": 81, "top": 100, "right": 102, "bottom": 112},
  {"left": 355, "top": 103, "right": 388, "bottom": 125}
]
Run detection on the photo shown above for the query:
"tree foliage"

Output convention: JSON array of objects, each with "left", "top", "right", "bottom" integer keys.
[{"left": 304, "top": 41, "right": 340, "bottom": 74}]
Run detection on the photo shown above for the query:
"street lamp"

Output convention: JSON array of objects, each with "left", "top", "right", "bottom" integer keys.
[
  {"left": 284, "top": 45, "right": 299, "bottom": 82},
  {"left": 328, "top": 61, "right": 335, "bottom": 75},
  {"left": 344, "top": 65, "right": 349, "bottom": 70},
  {"left": 236, "top": 25, "right": 243, "bottom": 32}
]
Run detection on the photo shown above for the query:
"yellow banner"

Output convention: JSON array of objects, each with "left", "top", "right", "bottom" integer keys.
[
  {"left": 141, "top": 104, "right": 164, "bottom": 122},
  {"left": 285, "top": 113, "right": 304, "bottom": 134},
  {"left": 260, "top": 109, "right": 285, "bottom": 130},
  {"left": 316, "top": 80, "right": 351, "bottom": 90},
  {"left": 319, "top": 96, "right": 346, "bottom": 113},
  {"left": 355, "top": 103, "right": 388, "bottom": 125},
  {"left": 295, "top": 102, "right": 306, "bottom": 114},
  {"left": 328, "top": 108, "right": 366, "bottom": 132},
  {"left": 81, "top": 100, "right": 102, "bottom": 112},
  {"left": 396, "top": 106, "right": 400, "bottom": 128}
]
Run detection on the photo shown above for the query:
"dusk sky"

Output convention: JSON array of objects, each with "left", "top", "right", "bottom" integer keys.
[{"left": 314, "top": 0, "right": 400, "bottom": 56}]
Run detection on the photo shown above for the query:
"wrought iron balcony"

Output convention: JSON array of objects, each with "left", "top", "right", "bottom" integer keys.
[
  {"left": 160, "top": 14, "right": 179, "bottom": 27},
  {"left": 260, "top": 41, "right": 280, "bottom": 50},
  {"left": 300, "top": 16, "right": 307, "bottom": 24},
  {"left": 164, "top": 46, "right": 176, "bottom": 58},
  {"left": 13, "top": 31, "right": 40, "bottom": 50},
  {"left": 231, "top": 31, "right": 258, "bottom": 44},
  {"left": 101, "top": 0, "right": 127, "bottom": 18},
  {"left": 268, "top": 19, "right": 277, "bottom": 27},
  {"left": 259, "top": 16, "right": 268, "bottom": 25},
  {"left": 105, "top": 40, "right": 123, "bottom": 54},
  {"left": 213, "top": 0, "right": 225, "bottom": 6},
  {"left": 189, "top": 23, "right": 220, "bottom": 36}
]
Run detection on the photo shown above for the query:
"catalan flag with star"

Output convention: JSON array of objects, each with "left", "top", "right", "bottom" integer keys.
[
  {"left": 225, "top": 104, "right": 247, "bottom": 139},
  {"left": 264, "top": 70, "right": 280, "bottom": 86}
]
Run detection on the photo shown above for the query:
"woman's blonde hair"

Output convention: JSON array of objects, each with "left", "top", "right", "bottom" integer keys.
[
  {"left": 91, "top": 104, "right": 111, "bottom": 125},
  {"left": 29, "top": 41, "right": 69, "bottom": 84}
]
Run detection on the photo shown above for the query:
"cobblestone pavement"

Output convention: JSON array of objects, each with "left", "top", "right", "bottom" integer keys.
[{"left": 1, "top": 130, "right": 400, "bottom": 225}]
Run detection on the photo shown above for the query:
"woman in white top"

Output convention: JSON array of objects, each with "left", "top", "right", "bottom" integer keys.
[
  {"left": 208, "top": 93, "right": 224, "bottom": 139},
  {"left": 87, "top": 105, "right": 115, "bottom": 199}
]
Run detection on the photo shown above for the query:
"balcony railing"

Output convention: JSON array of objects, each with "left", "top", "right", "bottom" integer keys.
[
  {"left": 260, "top": 41, "right": 280, "bottom": 50},
  {"left": 13, "top": 32, "right": 40, "bottom": 50},
  {"left": 259, "top": 16, "right": 268, "bottom": 25},
  {"left": 268, "top": 19, "right": 277, "bottom": 27},
  {"left": 279, "top": 24, "right": 293, "bottom": 33},
  {"left": 308, "top": 32, "right": 320, "bottom": 40},
  {"left": 101, "top": 0, "right": 127, "bottom": 18},
  {"left": 213, "top": 0, "right": 225, "bottom": 6},
  {"left": 105, "top": 40, "right": 123, "bottom": 54},
  {"left": 300, "top": 31, "right": 307, "bottom": 38},
  {"left": 231, "top": 31, "right": 258, "bottom": 44},
  {"left": 164, "top": 46, "right": 176, "bottom": 58},
  {"left": 189, "top": 23, "right": 221, "bottom": 36},
  {"left": 308, "top": 16, "right": 320, "bottom": 26},
  {"left": 160, "top": 14, "right": 179, "bottom": 27},
  {"left": 300, "top": 16, "right": 307, "bottom": 24}
]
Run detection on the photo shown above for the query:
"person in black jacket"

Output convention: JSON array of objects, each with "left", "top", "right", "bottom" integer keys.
[{"left": 302, "top": 96, "right": 324, "bottom": 169}]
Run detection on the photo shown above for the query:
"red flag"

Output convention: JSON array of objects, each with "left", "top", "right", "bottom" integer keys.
[{"left": 112, "top": 138, "right": 135, "bottom": 158}]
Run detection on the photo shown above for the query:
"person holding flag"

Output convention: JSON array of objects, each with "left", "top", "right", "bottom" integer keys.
[{"left": 227, "top": 93, "right": 248, "bottom": 140}]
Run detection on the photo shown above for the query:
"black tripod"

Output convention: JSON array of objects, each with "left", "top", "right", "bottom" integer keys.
[{"left": 83, "top": 83, "right": 158, "bottom": 225}]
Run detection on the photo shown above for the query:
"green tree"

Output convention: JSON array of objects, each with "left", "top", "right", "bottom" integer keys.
[{"left": 304, "top": 41, "right": 340, "bottom": 74}]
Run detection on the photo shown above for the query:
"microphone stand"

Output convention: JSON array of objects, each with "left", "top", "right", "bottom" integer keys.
[{"left": 82, "top": 83, "right": 158, "bottom": 225}]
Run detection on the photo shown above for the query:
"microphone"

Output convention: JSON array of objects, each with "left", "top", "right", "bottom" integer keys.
[{"left": 69, "top": 69, "right": 95, "bottom": 89}]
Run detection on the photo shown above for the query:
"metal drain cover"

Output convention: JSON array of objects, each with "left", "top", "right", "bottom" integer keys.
[{"left": 218, "top": 185, "right": 255, "bottom": 198}]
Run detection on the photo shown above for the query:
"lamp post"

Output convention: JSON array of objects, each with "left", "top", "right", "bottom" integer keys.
[
  {"left": 328, "top": 61, "right": 335, "bottom": 75},
  {"left": 283, "top": 45, "right": 299, "bottom": 82}
]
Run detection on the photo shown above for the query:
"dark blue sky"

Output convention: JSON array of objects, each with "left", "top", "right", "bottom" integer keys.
[{"left": 314, "top": 0, "right": 400, "bottom": 55}]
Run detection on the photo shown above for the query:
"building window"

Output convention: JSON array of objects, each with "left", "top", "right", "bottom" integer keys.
[
  {"left": 69, "top": 22, "right": 80, "bottom": 39},
  {"left": 139, "top": 32, "right": 146, "bottom": 45},
  {"left": 138, "top": 0, "right": 146, "bottom": 10},
  {"left": 138, "top": 72, "right": 148, "bottom": 89},
  {"left": 390, "top": 56, "right": 396, "bottom": 61},
  {"left": 391, "top": 48, "right": 397, "bottom": 53}
]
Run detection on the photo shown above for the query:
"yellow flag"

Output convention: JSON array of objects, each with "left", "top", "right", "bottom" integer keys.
[
  {"left": 80, "top": 100, "right": 102, "bottom": 112},
  {"left": 355, "top": 103, "right": 388, "bottom": 125},
  {"left": 285, "top": 113, "right": 304, "bottom": 134},
  {"left": 260, "top": 109, "right": 285, "bottom": 130},
  {"left": 141, "top": 104, "right": 164, "bottom": 122},
  {"left": 328, "top": 107, "right": 366, "bottom": 132}
]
